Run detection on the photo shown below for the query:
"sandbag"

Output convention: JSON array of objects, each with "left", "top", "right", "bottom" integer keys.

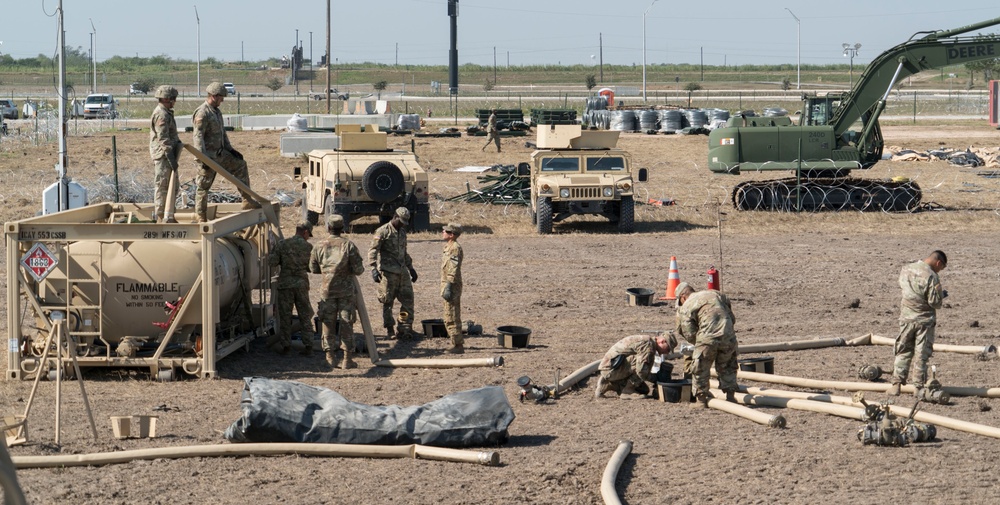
[{"left": 224, "top": 377, "right": 514, "bottom": 448}]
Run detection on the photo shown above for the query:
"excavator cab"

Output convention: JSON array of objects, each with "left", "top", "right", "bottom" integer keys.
[{"left": 801, "top": 95, "right": 841, "bottom": 127}]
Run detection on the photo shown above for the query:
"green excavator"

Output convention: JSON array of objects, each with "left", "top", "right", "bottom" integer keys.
[{"left": 708, "top": 16, "right": 1000, "bottom": 211}]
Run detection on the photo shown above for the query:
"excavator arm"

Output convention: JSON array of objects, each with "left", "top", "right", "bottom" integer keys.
[
  {"left": 708, "top": 16, "right": 1000, "bottom": 212},
  {"left": 835, "top": 17, "right": 1000, "bottom": 164}
]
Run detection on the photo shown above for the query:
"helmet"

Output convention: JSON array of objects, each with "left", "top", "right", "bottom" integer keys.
[
  {"left": 206, "top": 82, "right": 228, "bottom": 97},
  {"left": 154, "top": 85, "right": 178, "bottom": 99}
]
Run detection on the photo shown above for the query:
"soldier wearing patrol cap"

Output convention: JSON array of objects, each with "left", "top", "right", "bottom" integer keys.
[
  {"left": 191, "top": 81, "right": 256, "bottom": 222},
  {"left": 440, "top": 223, "right": 465, "bottom": 353},
  {"left": 150, "top": 85, "right": 181, "bottom": 223},
  {"left": 368, "top": 207, "right": 418, "bottom": 339},
  {"left": 310, "top": 214, "right": 366, "bottom": 368},
  {"left": 674, "top": 282, "right": 739, "bottom": 408},
  {"left": 268, "top": 221, "right": 315, "bottom": 355}
]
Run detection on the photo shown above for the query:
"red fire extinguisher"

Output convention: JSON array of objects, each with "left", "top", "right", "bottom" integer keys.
[{"left": 707, "top": 266, "right": 721, "bottom": 291}]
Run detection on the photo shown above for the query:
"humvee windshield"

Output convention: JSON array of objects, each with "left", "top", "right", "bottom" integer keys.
[
  {"left": 586, "top": 157, "right": 625, "bottom": 171},
  {"left": 540, "top": 158, "right": 579, "bottom": 172}
]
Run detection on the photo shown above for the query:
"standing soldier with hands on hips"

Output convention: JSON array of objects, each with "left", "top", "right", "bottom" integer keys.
[
  {"left": 149, "top": 85, "right": 182, "bottom": 223},
  {"left": 310, "top": 214, "right": 365, "bottom": 369},
  {"left": 368, "top": 207, "right": 418, "bottom": 339},
  {"left": 440, "top": 223, "right": 464, "bottom": 353},
  {"left": 887, "top": 250, "right": 947, "bottom": 397},
  {"left": 192, "top": 81, "right": 257, "bottom": 222},
  {"left": 269, "top": 222, "right": 315, "bottom": 356}
]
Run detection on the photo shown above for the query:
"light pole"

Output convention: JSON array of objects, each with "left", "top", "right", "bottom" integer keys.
[
  {"left": 785, "top": 8, "right": 800, "bottom": 90},
  {"left": 195, "top": 6, "right": 201, "bottom": 97},
  {"left": 842, "top": 42, "right": 861, "bottom": 88},
  {"left": 89, "top": 18, "right": 97, "bottom": 93},
  {"left": 642, "top": 0, "right": 658, "bottom": 101}
]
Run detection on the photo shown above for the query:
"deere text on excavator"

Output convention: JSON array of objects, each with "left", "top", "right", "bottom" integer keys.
[{"left": 708, "top": 16, "right": 1000, "bottom": 211}]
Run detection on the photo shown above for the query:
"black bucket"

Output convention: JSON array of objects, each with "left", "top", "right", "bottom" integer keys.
[
  {"left": 738, "top": 356, "right": 775, "bottom": 374},
  {"left": 496, "top": 325, "right": 531, "bottom": 348},
  {"left": 421, "top": 319, "right": 447, "bottom": 338},
  {"left": 626, "top": 287, "right": 655, "bottom": 306},
  {"left": 654, "top": 362, "right": 674, "bottom": 383},
  {"left": 657, "top": 378, "right": 693, "bottom": 403}
]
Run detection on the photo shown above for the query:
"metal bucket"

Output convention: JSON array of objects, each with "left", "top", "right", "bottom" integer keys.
[
  {"left": 626, "top": 287, "right": 654, "bottom": 306},
  {"left": 421, "top": 319, "right": 447, "bottom": 338},
  {"left": 496, "top": 325, "right": 531, "bottom": 348},
  {"left": 738, "top": 356, "right": 775, "bottom": 374},
  {"left": 657, "top": 379, "right": 693, "bottom": 403}
]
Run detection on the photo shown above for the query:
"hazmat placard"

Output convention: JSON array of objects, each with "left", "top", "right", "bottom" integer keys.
[{"left": 20, "top": 242, "right": 58, "bottom": 282}]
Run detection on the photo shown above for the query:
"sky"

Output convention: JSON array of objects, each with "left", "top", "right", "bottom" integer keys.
[{"left": 2, "top": 1, "right": 999, "bottom": 68}]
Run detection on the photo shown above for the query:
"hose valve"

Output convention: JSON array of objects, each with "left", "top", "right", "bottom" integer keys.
[{"left": 516, "top": 376, "right": 553, "bottom": 404}]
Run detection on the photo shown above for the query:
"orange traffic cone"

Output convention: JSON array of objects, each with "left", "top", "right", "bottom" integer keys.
[{"left": 660, "top": 256, "right": 681, "bottom": 300}]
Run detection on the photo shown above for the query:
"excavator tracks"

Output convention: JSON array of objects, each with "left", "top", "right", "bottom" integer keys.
[{"left": 732, "top": 177, "right": 921, "bottom": 212}]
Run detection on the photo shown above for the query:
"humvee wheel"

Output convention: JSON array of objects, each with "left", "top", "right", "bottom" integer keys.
[
  {"left": 536, "top": 197, "right": 553, "bottom": 234},
  {"left": 617, "top": 195, "right": 635, "bottom": 233},
  {"left": 302, "top": 187, "right": 319, "bottom": 225},
  {"left": 362, "top": 161, "right": 405, "bottom": 203}
]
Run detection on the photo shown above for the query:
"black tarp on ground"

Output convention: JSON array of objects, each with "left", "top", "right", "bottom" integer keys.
[{"left": 224, "top": 377, "right": 514, "bottom": 448}]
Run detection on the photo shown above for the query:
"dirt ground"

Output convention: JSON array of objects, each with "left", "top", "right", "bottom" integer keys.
[{"left": 3, "top": 122, "right": 1000, "bottom": 504}]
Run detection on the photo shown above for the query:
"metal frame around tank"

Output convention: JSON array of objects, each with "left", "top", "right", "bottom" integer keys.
[{"left": 5, "top": 202, "right": 276, "bottom": 380}]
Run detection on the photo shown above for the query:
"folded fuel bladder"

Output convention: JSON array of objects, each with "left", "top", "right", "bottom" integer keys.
[{"left": 224, "top": 377, "right": 514, "bottom": 447}]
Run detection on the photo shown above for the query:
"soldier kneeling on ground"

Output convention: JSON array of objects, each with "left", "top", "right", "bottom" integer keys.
[{"left": 595, "top": 333, "right": 675, "bottom": 400}]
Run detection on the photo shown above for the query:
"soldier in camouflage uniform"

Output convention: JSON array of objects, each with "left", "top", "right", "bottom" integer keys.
[
  {"left": 150, "top": 85, "right": 182, "bottom": 223},
  {"left": 481, "top": 108, "right": 500, "bottom": 152},
  {"left": 368, "top": 207, "right": 418, "bottom": 338},
  {"left": 595, "top": 334, "right": 674, "bottom": 400},
  {"left": 269, "top": 222, "right": 315, "bottom": 355},
  {"left": 887, "top": 250, "right": 947, "bottom": 397},
  {"left": 309, "top": 214, "right": 365, "bottom": 369},
  {"left": 191, "top": 82, "right": 256, "bottom": 222},
  {"left": 674, "top": 282, "right": 739, "bottom": 408},
  {"left": 440, "top": 223, "right": 464, "bottom": 353}
]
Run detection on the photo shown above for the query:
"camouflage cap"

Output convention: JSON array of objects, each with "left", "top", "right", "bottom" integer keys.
[
  {"left": 154, "top": 85, "right": 178, "bottom": 99},
  {"left": 207, "top": 82, "right": 228, "bottom": 97},
  {"left": 674, "top": 282, "right": 692, "bottom": 296},
  {"left": 394, "top": 207, "right": 410, "bottom": 224},
  {"left": 327, "top": 213, "right": 345, "bottom": 230},
  {"left": 443, "top": 223, "right": 462, "bottom": 236},
  {"left": 296, "top": 221, "right": 314, "bottom": 235}
]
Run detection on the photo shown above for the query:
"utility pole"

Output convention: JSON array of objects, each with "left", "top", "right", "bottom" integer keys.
[
  {"left": 195, "top": 6, "right": 200, "bottom": 97},
  {"left": 493, "top": 46, "right": 497, "bottom": 84},
  {"left": 785, "top": 8, "right": 801, "bottom": 90},
  {"left": 599, "top": 32, "right": 603, "bottom": 82},
  {"left": 326, "top": 0, "right": 331, "bottom": 114},
  {"left": 89, "top": 18, "right": 97, "bottom": 93},
  {"left": 396, "top": 42, "right": 398, "bottom": 66},
  {"left": 309, "top": 32, "right": 313, "bottom": 92}
]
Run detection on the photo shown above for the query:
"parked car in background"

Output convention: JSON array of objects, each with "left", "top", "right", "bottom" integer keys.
[
  {"left": 309, "top": 88, "right": 349, "bottom": 100},
  {"left": 128, "top": 83, "right": 147, "bottom": 95},
  {"left": 0, "top": 99, "right": 18, "bottom": 119},
  {"left": 223, "top": 82, "right": 237, "bottom": 95},
  {"left": 83, "top": 93, "right": 118, "bottom": 119}
]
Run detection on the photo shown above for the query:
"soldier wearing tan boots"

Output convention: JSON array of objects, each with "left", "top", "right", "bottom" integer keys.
[
  {"left": 149, "top": 85, "right": 182, "bottom": 223},
  {"left": 310, "top": 214, "right": 366, "bottom": 369},
  {"left": 440, "top": 223, "right": 464, "bottom": 353},
  {"left": 191, "top": 81, "right": 257, "bottom": 222},
  {"left": 674, "top": 281, "right": 740, "bottom": 408},
  {"left": 887, "top": 250, "right": 947, "bottom": 397},
  {"left": 595, "top": 333, "right": 675, "bottom": 400}
]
